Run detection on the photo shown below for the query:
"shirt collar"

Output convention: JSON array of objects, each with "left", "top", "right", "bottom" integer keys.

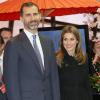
[
  {"left": 0, "top": 51, "right": 4, "bottom": 60},
  {"left": 23, "top": 28, "right": 38, "bottom": 38}
]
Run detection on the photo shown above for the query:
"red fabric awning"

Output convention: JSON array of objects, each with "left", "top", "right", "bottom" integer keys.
[{"left": 0, "top": 0, "right": 100, "bottom": 20}]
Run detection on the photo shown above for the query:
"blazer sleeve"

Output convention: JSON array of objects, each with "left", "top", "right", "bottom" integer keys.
[
  {"left": 49, "top": 40, "right": 60, "bottom": 100},
  {"left": 3, "top": 41, "right": 21, "bottom": 100}
]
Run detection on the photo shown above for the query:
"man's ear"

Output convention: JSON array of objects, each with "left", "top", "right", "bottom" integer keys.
[
  {"left": 20, "top": 16, "right": 23, "bottom": 22},
  {"left": 39, "top": 13, "right": 42, "bottom": 21}
]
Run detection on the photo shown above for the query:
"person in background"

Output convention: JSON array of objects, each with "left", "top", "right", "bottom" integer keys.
[
  {"left": 0, "top": 28, "right": 12, "bottom": 45},
  {"left": 92, "top": 30, "right": 100, "bottom": 65},
  {"left": 0, "top": 36, "right": 6, "bottom": 100},
  {"left": 92, "top": 39, "right": 100, "bottom": 74},
  {"left": 0, "top": 27, "right": 12, "bottom": 100},
  {"left": 3, "top": 2, "right": 60, "bottom": 100},
  {"left": 56, "top": 25, "right": 93, "bottom": 100},
  {"left": 93, "top": 8, "right": 100, "bottom": 29}
]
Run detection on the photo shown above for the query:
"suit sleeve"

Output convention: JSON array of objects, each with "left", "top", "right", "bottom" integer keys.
[
  {"left": 49, "top": 40, "right": 60, "bottom": 100},
  {"left": 3, "top": 41, "right": 21, "bottom": 100}
]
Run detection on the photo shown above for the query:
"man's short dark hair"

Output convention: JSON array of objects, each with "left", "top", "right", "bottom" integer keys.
[
  {"left": 20, "top": 2, "right": 40, "bottom": 16},
  {"left": 0, "top": 35, "right": 4, "bottom": 44},
  {"left": 0, "top": 27, "right": 12, "bottom": 35}
]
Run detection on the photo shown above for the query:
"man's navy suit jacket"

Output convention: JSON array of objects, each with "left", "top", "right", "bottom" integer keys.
[{"left": 3, "top": 31, "right": 60, "bottom": 100}]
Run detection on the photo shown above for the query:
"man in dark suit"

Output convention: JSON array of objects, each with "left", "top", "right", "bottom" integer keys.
[{"left": 3, "top": 2, "right": 60, "bottom": 100}]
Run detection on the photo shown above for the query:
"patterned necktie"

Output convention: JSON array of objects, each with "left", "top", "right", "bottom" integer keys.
[{"left": 33, "top": 35, "right": 44, "bottom": 72}]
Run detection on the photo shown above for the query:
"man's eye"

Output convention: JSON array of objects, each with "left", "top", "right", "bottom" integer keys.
[
  {"left": 33, "top": 13, "right": 39, "bottom": 16},
  {"left": 26, "top": 14, "right": 31, "bottom": 16}
]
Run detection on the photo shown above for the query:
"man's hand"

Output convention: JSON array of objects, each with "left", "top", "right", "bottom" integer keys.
[{"left": 0, "top": 84, "right": 6, "bottom": 94}]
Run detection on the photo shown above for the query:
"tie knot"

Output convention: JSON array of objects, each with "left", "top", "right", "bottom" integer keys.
[
  {"left": 33, "top": 35, "right": 36, "bottom": 43},
  {"left": 33, "top": 35, "right": 36, "bottom": 40}
]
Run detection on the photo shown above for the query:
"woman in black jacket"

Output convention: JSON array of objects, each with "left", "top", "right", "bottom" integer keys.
[{"left": 56, "top": 25, "right": 93, "bottom": 100}]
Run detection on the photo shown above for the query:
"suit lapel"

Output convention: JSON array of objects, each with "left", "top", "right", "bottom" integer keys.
[
  {"left": 19, "top": 32, "right": 43, "bottom": 74},
  {"left": 39, "top": 35, "right": 49, "bottom": 74}
]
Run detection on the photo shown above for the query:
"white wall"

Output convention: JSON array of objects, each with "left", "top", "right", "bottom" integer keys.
[
  {"left": 0, "top": 21, "right": 9, "bottom": 28},
  {"left": 56, "top": 14, "right": 86, "bottom": 25}
]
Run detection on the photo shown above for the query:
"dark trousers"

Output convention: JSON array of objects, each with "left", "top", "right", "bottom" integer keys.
[
  {"left": 93, "top": 94, "right": 100, "bottom": 100},
  {"left": 0, "top": 91, "right": 7, "bottom": 100}
]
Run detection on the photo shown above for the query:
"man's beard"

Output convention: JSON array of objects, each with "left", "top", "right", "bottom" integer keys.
[{"left": 28, "top": 21, "right": 39, "bottom": 30}]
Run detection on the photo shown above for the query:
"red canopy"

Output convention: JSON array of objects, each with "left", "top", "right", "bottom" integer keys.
[{"left": 0, "top": 0, "right": 100, "bottom": 20}]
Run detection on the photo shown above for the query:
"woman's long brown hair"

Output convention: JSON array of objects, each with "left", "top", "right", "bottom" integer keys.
[{"left": 56, "top": 25, "right": 86, "bottom": 65}]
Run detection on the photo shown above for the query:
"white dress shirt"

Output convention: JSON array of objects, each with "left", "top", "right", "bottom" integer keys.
[
  {"left": 0, "top": 51, "right": 4, "bottom": 75},
  {"left": 24, "top": 29, "right": 44, "bottom": 66}
]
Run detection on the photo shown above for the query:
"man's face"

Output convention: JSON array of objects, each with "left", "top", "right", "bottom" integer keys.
[
  {"left": 20, "top": 5, "right": 41, "bottom": 32},
  {"left": 96, "top": 32, "right": 100, "bottom": 40},
  {"left": 94, "top": 41, "right": 100, "bottom": 57},
  {"left": 1, "top": 30, "right": 12, "bottom": 44}
]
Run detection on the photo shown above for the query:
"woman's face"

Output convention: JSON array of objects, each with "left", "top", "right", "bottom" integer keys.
[{"left": 63, "top": 32, "right": 78, "bottom": 55}]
